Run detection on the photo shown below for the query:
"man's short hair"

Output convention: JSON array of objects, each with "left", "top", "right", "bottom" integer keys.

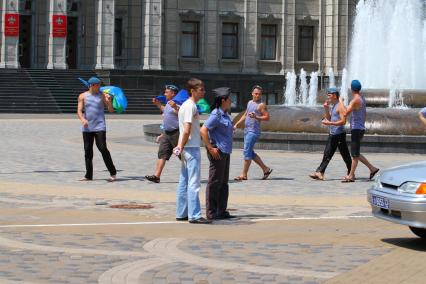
[{"left": 251, "top": 85, "right": 263, "bottom": 92}]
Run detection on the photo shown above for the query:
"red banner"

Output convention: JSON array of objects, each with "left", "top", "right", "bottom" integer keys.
[
  {"left": 4, "top": 13, "right": 19, "bottom": 37},
  {"left": 52, "top": 15, "right": 67, "bottom": 37}
]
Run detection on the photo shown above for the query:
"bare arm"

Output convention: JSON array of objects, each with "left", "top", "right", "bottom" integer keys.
[
  {"left": 323, "top": 103, "right": 346, "bottom": 126},
  {"left": 77, "top": 93, "right": 88, "bottom": 128},
  {"left": 342, "top": 97, "right": 360, "bottom": 118},
  {"left": 152, "top": 98, "right": 165, "bottom": 112},
  {"left": 254, "top": 103, "right": 270, "bottom": 121},
  {"left": 419, "top": 112, "right": 426, "bottom": 127},
  {"left": 233, "top": 110, "right": 247, "bottom": 129},
  {"left": 322, "top": 101, "right": 331, "bottom": 121},
  {"left": 177, "top": 122, "right": 191, "bottom": 149},
  {"left": 102, "top": 93, "right": 114, "bottom": 113}
]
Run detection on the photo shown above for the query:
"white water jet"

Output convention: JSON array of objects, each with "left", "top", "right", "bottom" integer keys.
[
  {"left": 300, "top": 69, "right": 308, "bottom": 105},
  {"left": 328, "top": 68, "right": 335, "bottom": 88},
  {"left": 308, "top": 71, "right": 318, "bottom": 106},
  {"left": 349, "top": 0, "right": 426, "bottom": 91},
  {"left": 340, "top": 68, "right": 349, "bottom": 106},
  {"left": 284, "top": 71, "right": 297, "bottom": 106}
]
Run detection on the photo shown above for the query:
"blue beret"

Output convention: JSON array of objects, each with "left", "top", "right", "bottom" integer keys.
[
  {"left": 88, "top": 77, "right": 101, "bottom": 85},
  {"left": 351, "top": 80, "right": 362, "bottom": 91}
]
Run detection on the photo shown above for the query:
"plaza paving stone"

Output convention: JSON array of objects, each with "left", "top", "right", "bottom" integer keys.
[{"left": 0, "top": 114, "right": 425, "bottom": 284}]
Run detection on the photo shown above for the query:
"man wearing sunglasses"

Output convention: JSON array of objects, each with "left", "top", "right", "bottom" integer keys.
[{"left": 145, "top": 84, "right": 180, "bottom": 183}]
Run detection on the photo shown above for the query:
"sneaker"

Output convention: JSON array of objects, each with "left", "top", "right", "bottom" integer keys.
[
  {"left": 176, "top": 217, "right": 188, "bottom": 221},
  {"left": 189, "top": 217, "right": 212, "bottom": 224},
  {"left": 107, "top": 175, "right": 116, "bottom": 182},
  {"left": 145, "top": 175, "right": 160, "bottom": 183}
]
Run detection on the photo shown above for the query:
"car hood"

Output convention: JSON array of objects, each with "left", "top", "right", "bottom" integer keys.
[{"left": 380, "top": 161, "right": 426, "bottom": 186}]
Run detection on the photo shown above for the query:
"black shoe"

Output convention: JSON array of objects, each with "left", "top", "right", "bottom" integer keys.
[
  {"left": 189, "top": 217, "right": 212, "bottom": 224},
  {"left": 176, "top": 217, "right": 188, "bottom": 221},
  {"left": 145, "top": 175, "right": 160, "bottom": 183},
  {"left": 217, "top": 211, "right": 237, "bottom": 219}
]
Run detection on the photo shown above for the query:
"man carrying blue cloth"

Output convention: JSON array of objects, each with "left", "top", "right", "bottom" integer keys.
[
  {"left": 77, "top": 77, "right": 117, "bottom": 182},
  {"left": 146, "top": 84, "right": 180, "bottom": 183}
]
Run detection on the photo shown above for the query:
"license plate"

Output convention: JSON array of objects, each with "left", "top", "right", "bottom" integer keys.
[{"left": 372, "top": 195, "right": 389, "bottom": 209}]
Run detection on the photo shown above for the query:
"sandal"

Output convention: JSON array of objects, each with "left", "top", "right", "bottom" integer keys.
[
  {"left": 262, "top": 168, "right": 273, "bottom": 180},
  {"left": 341, "top": 177, "right": 355, "bottom": 183},
  {"left": 234, "top": 176, "right": 247, "bottom": 181},
  {"left": 309, "top": 172, "right": 324, "bottom": 181},
  {"left": 369, "top": 169, "right": 380, "bottom": 180}
]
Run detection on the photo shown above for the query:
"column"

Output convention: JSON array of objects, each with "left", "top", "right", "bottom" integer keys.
[
  {"left": 95, "top": 0, "right": 115, "bottom": 70},
  {"left": 141, "top": 0, "right": 162, "bottom": 70},
  {"left": 280, "top": 0, "right": 295, "bottom": 74},
  {"left": 279, "top": 0, "right": 286, "bottom": 74},
  {"left": 47, "top": 0, "right": 67, "bottom": 69},
  {"left": 242, "top": 0, "right": 258, "bottom": 73},
  {"left": 0, "top": 0, "right": 19, "bottom": 68},
  {"left": 203, "top": 0, "right": 219, "bottom": 72}
]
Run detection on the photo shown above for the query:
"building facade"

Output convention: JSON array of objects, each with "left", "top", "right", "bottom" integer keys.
[
  {"left": 0, "top": 0, "right": 358, "bottom": 108},
  {"left": 0, "top": 0, "right": 358, "bottom": 72}
]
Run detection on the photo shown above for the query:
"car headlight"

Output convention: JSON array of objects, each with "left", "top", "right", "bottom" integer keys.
[
  {"left": 373, "top": 175, "right": 382, "bottom": 189},
  {"left": 398, "top": 182, "right": 426, "bottom": 194}
]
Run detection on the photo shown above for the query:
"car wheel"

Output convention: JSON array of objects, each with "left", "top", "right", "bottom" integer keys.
[{"left": 409, "top": 226, "right": 426, "bottom": 239}]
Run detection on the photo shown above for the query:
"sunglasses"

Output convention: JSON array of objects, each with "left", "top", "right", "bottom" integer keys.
[{"left": 165, "top": 85, "right": 179, "bottom": 92}]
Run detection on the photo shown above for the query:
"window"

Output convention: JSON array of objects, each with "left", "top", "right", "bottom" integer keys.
[
  {"left": 261, "top": 24, "right": 276, "bottom": 60},
  {"left": 114, "top": 18, "right": 123, "bottom": 57},
  {"left": 222, "top": 23, "right": 238, "bottom": 59},
  {"left": 181, "top": 21, "right": 199, "bottom": 58},
  {"left": 298, "top": 26, "right": 314, "bottom": 61}
]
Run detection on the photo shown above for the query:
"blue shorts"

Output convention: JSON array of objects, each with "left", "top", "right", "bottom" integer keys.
[{"left": 243, "top": 132, "right": 259, "bottom": 160}]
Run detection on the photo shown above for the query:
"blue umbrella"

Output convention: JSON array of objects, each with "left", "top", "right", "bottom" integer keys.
[{"left": 101, "top": 86, "right": 128, "bottom": 110}]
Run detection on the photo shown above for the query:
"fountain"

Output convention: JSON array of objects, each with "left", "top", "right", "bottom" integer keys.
[
  {"left": 349, "top": 0, "right": 426, "bottom": 107},
  {"left": 233, "top": 0, "right": 426, "bottom": 153}
]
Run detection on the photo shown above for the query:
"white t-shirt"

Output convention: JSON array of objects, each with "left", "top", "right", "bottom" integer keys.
[{"left": 178, "top": 99, "right": 201, "bottom": 148}]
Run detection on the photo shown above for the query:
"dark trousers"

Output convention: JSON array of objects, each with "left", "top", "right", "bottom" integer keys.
[
  {"left": 83, "top": 131, "right": 117, "bottom": 180},
  {"left": 316, "top": 132, "right": 352, "bottom": 174},
  {"left": 206, "top": 150, "right": 230, "bottom": 219}
]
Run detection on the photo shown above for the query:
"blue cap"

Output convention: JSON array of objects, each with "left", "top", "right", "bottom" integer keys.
[
  {"left": 351, "top": 80, "right": 362, "bottom": 92},
  {"left": 327, "top": 87, "right": 338, "bottom": 94},
  {"left": 88, "top": 77, "right": 101, "bottom": 85}
]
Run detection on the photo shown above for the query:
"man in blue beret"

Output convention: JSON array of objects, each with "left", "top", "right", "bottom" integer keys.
[
  {"left": 309, "top": 87, "right": 351, "bottom": 180},
  {"left": 145, "top": 84, "right": 180, "bottom": 183},
  {"left": 77, "top": 77, "right": 117, "bottom": 182},
  {"left": 341, "top": 80, "right": 379, "bottom": 182}
]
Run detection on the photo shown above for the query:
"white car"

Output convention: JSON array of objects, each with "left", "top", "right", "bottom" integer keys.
[{"left": 367, "top": 161, "right": 426, "bottom": 239}]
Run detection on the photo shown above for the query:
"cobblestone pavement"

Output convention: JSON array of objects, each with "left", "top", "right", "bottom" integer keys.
[{"left": 0, "top": 114, "right": 425, "bottom": 284}]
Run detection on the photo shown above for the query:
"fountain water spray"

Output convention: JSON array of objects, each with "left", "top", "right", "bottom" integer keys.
[
  {"left": 284, "top": 71, "right": 297, "bottom": 106},
  {"left": 308, "top": 71, "right": 318, "bottom": 106},
  {"left": 340, "top": 68, "right": 349, "bottom": 106},
  {"left": 328, "top": 68, "right": 335, "bottom": 88},
  {"left": 300, "top": 69, "right": 308, "bottom": 105},
  {"left": 349, "top": 0, "right": 426, "bottom": 107}
]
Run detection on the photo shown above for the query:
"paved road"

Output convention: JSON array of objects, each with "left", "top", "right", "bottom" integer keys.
[{"left": 0, "top": 114, "right": 425, "bottom": 284}]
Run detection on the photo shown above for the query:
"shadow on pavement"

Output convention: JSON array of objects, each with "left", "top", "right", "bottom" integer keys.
[{"left": 382, "top": 237, "right": 426, "bottom": 251}]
